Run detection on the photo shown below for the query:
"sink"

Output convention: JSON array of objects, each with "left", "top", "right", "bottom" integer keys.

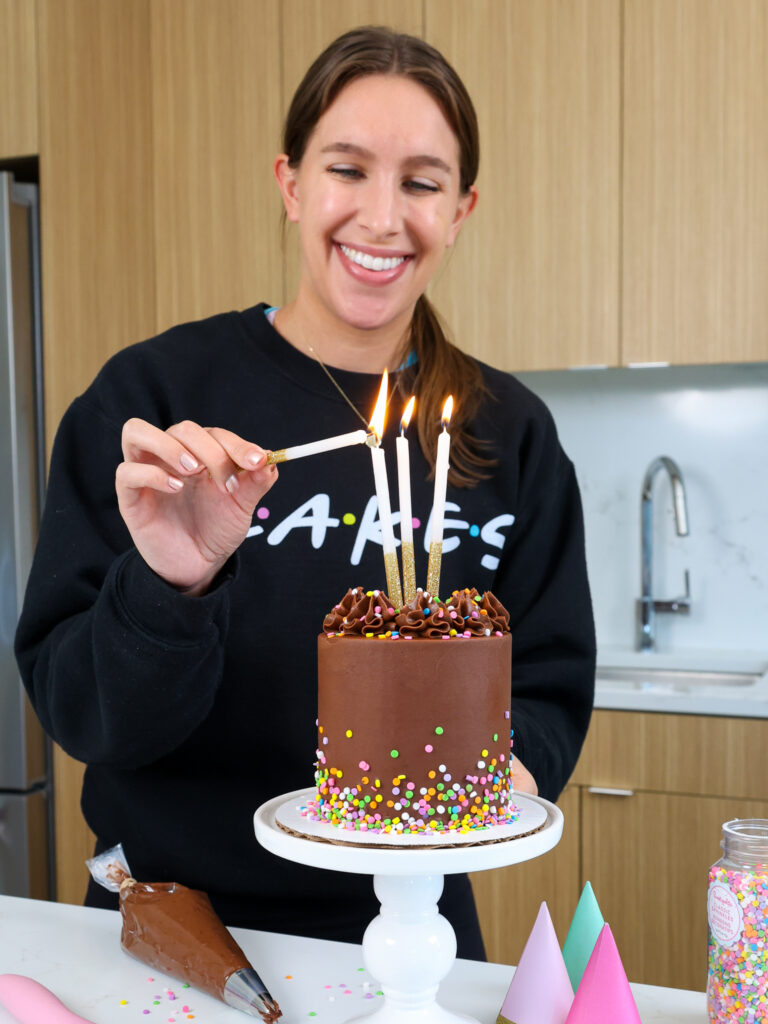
[
  {"left": 596, "top": 666, "right": 760, "bottom": 693},
  {"left": 594, "top": 664, "right": 768, "bottom": 717}
]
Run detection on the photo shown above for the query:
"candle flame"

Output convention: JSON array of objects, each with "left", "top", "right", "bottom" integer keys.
[
  {"left": 441, "top": 395, "right": 454, "bottom": 431},
  {"left": 400, "top": 395, "right": 416, "bottom": 435},
  {"left": 369, "top": 371, "right": 389, "bottom": 444}
]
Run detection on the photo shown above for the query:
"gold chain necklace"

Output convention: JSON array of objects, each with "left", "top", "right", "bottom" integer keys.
[{"left": 307, "top": 344, "right": 371, "bottom": 428}]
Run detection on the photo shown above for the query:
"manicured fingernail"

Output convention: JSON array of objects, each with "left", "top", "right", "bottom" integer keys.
[
  {"left": 168, "top": 476, "right": 184, "bottom": 490},
  {"left": 246, "top": 451, "right": 263, "bottom": 467},
  {"left": 180, "top": 453, "right": 198, "bottom": 471},
  {"left": 225, "top": 473, "right": 239, "bottom": 493}
]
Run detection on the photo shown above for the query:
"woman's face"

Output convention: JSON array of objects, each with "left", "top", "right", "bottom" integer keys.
[{"left": 276, "top": 74, "right": 477, "bottom": 335}]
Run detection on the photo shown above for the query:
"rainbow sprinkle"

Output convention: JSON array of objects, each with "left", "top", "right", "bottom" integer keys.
[
  {"left": 707, "top": 863, "right": 768, "bottom": 1021},
  {"left": 307, "top": 728, "right": 518, "bottom": 834}
]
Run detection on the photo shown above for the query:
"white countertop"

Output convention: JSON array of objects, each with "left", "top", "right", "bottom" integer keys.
[{"left": 0, "top": 895, "right": 706, "bottom": 1024}]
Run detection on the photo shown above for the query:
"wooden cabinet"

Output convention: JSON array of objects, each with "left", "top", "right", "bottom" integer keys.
[
  {"left": 426, "top": 0, "right": 621, "bottom": 372},
  {"left": 581, "top": 787, "right": 768, "bottom": 991},
  {"left": 0, "top": 0, "right": 38, "bottom": 157},
  {"left": 150, "top": 0, "right": 284, "bottom": 333},
  {"left": 623, "top": 0, "right": 768, "bottom": 365},
  {"left": 473, "top": 711, "right": 768, "bottom": 992},
  {"left": 574, "top": 711, "right": 768, "bottom": 990},
  {"left": 470, "top": 786, "right": 581, "bottom": 967}
]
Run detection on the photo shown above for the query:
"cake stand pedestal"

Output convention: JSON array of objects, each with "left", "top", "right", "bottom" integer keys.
[{"left": 254, "top": 788, "right": 563, "bottom": 1024}]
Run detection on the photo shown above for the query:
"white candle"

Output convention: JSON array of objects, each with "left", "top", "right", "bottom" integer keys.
[
  {"left": 368, "top": 371, "right": 404, "bottom": 609},
  {"left": 396, "top": 396, "right": 417, "bottom": 605},
  {"left": 265, "top": 429, "right": 370, "bottom": 464},
  {"left": 426, "top": 396, "right": 453, "bottom": 599}
]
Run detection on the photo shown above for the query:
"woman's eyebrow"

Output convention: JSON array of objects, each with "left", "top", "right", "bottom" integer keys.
[{"left": 320, "top": 142, "right": 452, "bottom": 174}]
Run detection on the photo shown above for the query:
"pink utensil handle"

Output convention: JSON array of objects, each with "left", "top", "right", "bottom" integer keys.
[{"left": 0, "top": 975, "right": 96, "bottom": 1024}]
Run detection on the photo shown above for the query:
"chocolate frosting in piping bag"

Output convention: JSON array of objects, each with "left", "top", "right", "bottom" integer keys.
[{"left": 119, "top": 879, "right": 281, "bottom": 1021}]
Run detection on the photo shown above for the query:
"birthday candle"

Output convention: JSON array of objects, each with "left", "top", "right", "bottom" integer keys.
[
  {"left": 368, "top": 372, "right": 404, "bottom": 609},
  {"left": 396, "top": 396, "right": 417, "bottom": 605},
  {"left": 265, "top": 429, "right": 372, "bottom": 464},
  {"left": 426, "top": 396, "right": 453, "bottom": 599}
]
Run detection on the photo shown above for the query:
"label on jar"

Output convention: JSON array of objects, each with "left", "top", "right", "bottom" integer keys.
[{"left": 707, "top": 880, "right": 744, "bottom": 948}]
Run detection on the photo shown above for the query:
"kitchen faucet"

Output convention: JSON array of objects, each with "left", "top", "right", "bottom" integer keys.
[{"left": 638, "top": 456, "right": 691, "bottom": 651}]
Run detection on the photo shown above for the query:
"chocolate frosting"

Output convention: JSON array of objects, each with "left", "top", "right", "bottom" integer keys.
[
  {"left": 323, "top": 586, "right": 397, "bottom": 636},
  {"left": 395, "top": 589, "right": 451, "bottom": 637},
  {"left": 482, "top": 590, "right": 511, "bottom": 633},
  {"left": 120, "top": 880, "right": 259, "bottom": 1005}
]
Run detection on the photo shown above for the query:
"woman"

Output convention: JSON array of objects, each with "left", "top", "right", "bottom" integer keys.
[{"left": 16, "top": 27, "right": 594, "bottom": 959}]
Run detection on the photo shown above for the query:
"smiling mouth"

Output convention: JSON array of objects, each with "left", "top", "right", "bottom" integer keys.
[{"left": 338, "top": 243, "right": 409, "bottom": 272}]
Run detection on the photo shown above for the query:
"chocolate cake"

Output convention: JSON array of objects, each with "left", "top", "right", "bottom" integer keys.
[{"left": 308, "top": 587, "right": 517, "bottom": 835}]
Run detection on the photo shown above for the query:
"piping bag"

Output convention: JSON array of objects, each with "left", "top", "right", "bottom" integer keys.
[
  {"left": 87, "top": 845, "right": 281, "bottom": 1021},
  {"left": 0, "top": 975, "right": 96, "bottom": 1024}
]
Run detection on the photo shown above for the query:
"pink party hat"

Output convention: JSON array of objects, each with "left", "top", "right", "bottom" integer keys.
[
  {"left": 496, "top": 902, "right": 573, "bottom": 1024},
  {"left": 564, "top": 924, "right": 641, "bottom": 1024}
]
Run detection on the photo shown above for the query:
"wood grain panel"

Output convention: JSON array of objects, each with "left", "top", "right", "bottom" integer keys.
[
  {"left": 150, "top": 0, "right": 284, "bottom": 332},
  {"left": 0, "top": 0, "right": 38, "bottom": 157},
  {"left": 571, "top": 709, "right": 768, "bottom": 801},
  {"left": 280, "top": 0, "right": 424, "bottom": 302},
  {"left": 470, "top": 787, "right": 580, "bottom": 966},
  {"left": 623, "top": 0, "right": 768, "bottom": 365},
  {"left": 426, "top": 0, "right": 620, "bottom": 371},
  {"left": 582, "top": 789, "right": 768, "bottom": 990},
  {"left": 37, "top": 0, "right": 156, "bottom": 446},
  {"left": 37, "top": 0, "right": 156, "bottom": 903}
]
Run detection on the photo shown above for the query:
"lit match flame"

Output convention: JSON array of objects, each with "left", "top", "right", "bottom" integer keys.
[
  {"left": 400, "top": 396, "right": 416, "bottom": 436},
  {"left": 441, "top": 395, "right": 454, "bottom": 431},
  {"left": 369, "top": 371, "right": 389, "bottom": 445}
]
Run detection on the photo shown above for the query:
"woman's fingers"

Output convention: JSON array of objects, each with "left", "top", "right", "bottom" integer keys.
[
  {"left": 122, "top": 418, "right": 203, "bottom": 477},
  {"left": 115, "top": 461, "right": 184, "bottom": 510},
  {"left": 165, "top": 421, "right": 248, "bottom": 492},
  {"left": 121, "top": 418, "right": 275, "bottom": 503},
  {"left": 205, "top": 427, "right": 268, "bottom": 472}
]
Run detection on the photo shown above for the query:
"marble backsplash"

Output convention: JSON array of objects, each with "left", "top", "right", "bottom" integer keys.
[{"left": 516, "top": 363, "right": 768, "bottom": 659}]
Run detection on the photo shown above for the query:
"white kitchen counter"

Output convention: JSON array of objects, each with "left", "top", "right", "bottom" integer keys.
[{"left": 0, "top": 895, "right": 706, "bottom": 1023}]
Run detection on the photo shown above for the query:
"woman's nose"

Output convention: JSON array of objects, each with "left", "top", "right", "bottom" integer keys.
[{"left": 357, "top": 178, "right": 402, "bottom": 238}]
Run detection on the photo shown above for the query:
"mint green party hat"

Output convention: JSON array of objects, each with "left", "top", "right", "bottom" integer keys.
[{"left": 562, "top": 881, "right": 605, "bottom": 992}]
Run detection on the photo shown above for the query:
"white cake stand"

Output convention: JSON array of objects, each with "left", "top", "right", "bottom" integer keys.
[{"left": 254, "top": 788, "right": 563, "bottom": 1024}]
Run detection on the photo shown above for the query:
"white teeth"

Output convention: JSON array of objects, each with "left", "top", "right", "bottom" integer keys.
[{"left": 339, "top": 244, "right": 406, "bottom": 271}]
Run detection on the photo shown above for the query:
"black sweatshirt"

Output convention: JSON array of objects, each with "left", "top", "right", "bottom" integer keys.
[{"left": 16, "top": 303, "right": 595, "bottom": 944}]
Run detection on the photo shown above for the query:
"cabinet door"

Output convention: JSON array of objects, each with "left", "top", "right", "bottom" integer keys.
[
  {"left": 470, "top": 786, "right": 580, "bottom": 966},
  {"left": 623, "top": 0, "right": 768, "bottom": 365},
  {"left": 151, "top": 0, "right": 284, "bottom": 332},
  {"left": 582, "top": 788, "right": 768, "bottom": 992},
  {"left": 0, "top": 0, "right": 38, "bottom": 157},
  {"left": 425, "top": 0, "right": 620, "bottom": 372}
]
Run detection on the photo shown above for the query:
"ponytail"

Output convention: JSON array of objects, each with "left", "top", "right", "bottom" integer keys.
[{"left": 398, "top": 296, "right": 497, "bottom": 489}]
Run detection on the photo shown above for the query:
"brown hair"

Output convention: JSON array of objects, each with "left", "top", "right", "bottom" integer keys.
[{"left": 283, "top": 26, "right": 496, "bottom": 487}]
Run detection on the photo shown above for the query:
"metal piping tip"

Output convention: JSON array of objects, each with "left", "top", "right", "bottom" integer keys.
[{"left": 224, "top": 968, "right": 283, "bottom": 1021}]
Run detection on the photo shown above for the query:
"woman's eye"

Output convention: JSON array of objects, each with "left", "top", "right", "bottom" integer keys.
[
  {"left": 329, "top": 166, "right": 363, "bottom": 180},
  {"left": 404, "top": 179, "right": 440, "bottom": 194}
]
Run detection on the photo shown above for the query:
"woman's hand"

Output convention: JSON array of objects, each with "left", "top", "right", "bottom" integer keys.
[
  {"left": 116, "top": 418, "right": 278, "bottom": 596},
  {"left": 513, "top": 757, "right": 538, "bottom": 796}
]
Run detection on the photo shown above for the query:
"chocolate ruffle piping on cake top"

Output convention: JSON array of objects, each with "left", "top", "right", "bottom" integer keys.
[
  {"left": 323, "top": 587, "right": 511, "bottom": 640},
  {"left": 322, "top": 587, "right": 397, "bottom": 636}
]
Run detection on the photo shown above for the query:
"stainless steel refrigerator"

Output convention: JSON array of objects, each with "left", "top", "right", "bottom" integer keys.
[{"left": 0, "top": 170, "right": 53, "bottom": 899}]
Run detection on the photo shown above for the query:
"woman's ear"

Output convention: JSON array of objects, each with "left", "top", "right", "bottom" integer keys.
[
  {"left": 274, "top": 155, "right": 300, "bottom": 223},
  {"left": 446, "top": 185, "right": 478, "bottom": 247}
]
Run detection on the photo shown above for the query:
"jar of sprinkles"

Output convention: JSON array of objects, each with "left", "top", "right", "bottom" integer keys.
[{"left": 707, "top": 819, "right": 768, "bottom": 1023}]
